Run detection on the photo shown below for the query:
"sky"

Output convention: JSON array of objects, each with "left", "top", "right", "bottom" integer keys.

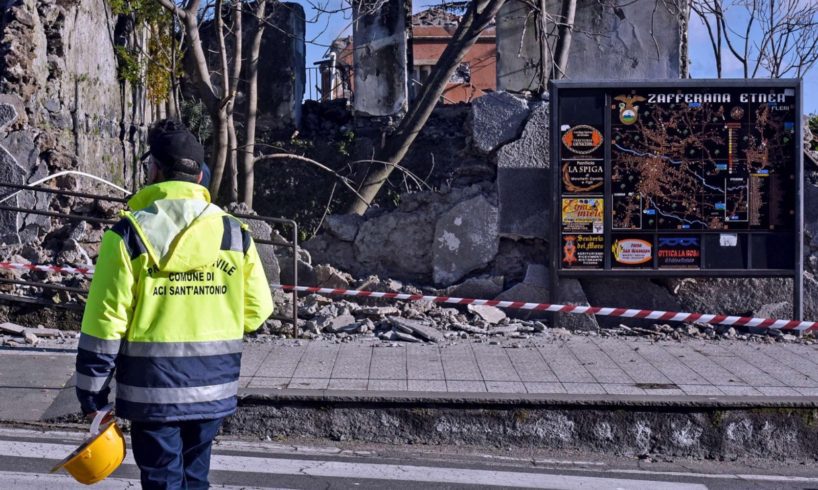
[{"left": 297, "top": 0, "right": 818, "bottom": 114}]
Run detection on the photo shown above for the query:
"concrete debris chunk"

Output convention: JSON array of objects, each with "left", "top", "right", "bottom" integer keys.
[
  {"left": 532, "top": 321, "right": 547, "bottom": 332},
  {"left": 450, "top": 323, "right": 487, "bottom": 335},
  {"left": 360, "top": 306, "right": 401, "bottom": 318},
  {"left": 314, "top": 264, "right": 351, "bottom": 289},
  {"left": 432, "top": 195, "right": 499, "bottom": 286},
  {"left": 325, "top": 315, "right": 357, "bottom": 333},
  {"left": 470, "top": 91, "right": 529, "bottom": 153},
  {"left": 0, "top": 322, "right": 25, "bottom": 335},
  {"left": 468, "top": 304, "right": 507, "bottom": 324},
  {"left": 324, "top": 214, "right": 363, "bottom": 242},
  {"left": 390, "top": 317, "right": 444, "bottom": 343},
  {"left": 24, "top": 331, "right": 39, "bottom": 345},
  {"left": 488, "top": 325, "right": 518, "bottom": 336},
  {"left": 392, "top": 330, "right": 422, "bottom": 343},
  {"left": 26, "top": 327, "right": 61, "bottom": 338},
  {"left": 443, "top": 276, "right": 504, "bottom": 299}
]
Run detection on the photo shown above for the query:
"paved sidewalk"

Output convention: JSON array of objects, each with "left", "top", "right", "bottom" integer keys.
[
  {"left": 237, "top": 337, "right": 818, "bottom": 399},
  {"left": 3, "top": 336, "right": 818, "bottom": 422}
]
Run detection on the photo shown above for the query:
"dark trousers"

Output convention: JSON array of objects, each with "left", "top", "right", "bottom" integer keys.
[{"left": 130, "top": 418, "right": 223, "bottom": 490}]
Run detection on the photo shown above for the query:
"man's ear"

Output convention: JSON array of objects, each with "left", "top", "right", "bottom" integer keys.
[
  {"left": 149, "top": 162, "right": 159, "bottom": 184},
  {"left": 149, "top": 162, "right": 165, "bottom": 184},
  {"left": 197, "top": 171, "right": 203, "bottom": 184}
]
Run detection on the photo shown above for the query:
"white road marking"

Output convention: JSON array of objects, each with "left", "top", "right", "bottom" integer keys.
[
  {"left": 0, "top": 428, "right": 602, "bottom": 468},
  {"left": 0, "top": 428, "right": 818, "bottom": 488},
  {"left": 3, "top": 431, "right": 818, "bottom": 487},
  {"left": 0, "top": 440, "right": 705, "bottom": 489},
  {"left": 0, "top": 471, "right": 276, "bottom": 489},
  {"left": 611, "top": 468, "right": 818, "bottom": 483}
]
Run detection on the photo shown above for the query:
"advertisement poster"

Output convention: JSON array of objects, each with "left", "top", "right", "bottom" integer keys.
[
  {"left": 611, "top": 235, "right": 653, "bottom": 268},
  {"left": 657, "top": 236, "right": 701, "bottom": 269},
  {"left": 562, "top": 198, "right": 604, "bottom": 234},
  {"left": 562, "top": 159, "right": 604, "bottom": 194},
  {"left": 562, "top": 234, "right": 604, "bottom": 269},
  {"left": 561, "top": 125, "right": 604, "bottom": 156}
]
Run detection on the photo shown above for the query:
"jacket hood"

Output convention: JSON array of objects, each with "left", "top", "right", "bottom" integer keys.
[
  {"left": 124, "top": 181, "right": 224, "bottom": 272},
  {"left": 127, "top": 181, "right": 211, "bottom": 211}
]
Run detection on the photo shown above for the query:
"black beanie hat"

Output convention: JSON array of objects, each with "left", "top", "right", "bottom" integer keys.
[{"left": 146, "top": 120, "right": 205, "bottom": 175}]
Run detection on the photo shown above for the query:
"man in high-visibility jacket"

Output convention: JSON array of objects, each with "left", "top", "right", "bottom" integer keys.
[{"left": 75, "top": 119, "right": 273, "bottom": 489}]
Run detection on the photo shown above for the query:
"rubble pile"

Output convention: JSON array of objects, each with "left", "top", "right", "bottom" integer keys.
[
  {"left": 0, "top": 200, "right": 115, "bottom": 307},
  {"left": 0, "top": 321, "right": 74, "bottom": 347},
  {"left": 244, "top": 271, "right": 816, "bottom": 345}
]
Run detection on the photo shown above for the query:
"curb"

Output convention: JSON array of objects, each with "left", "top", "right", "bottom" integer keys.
[{"left": 238, "top": 388, "right": 818, "bottom": 410}]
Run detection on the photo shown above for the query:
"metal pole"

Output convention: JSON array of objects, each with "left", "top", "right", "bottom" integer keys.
[
  {"left": 795, "top": 78, "right": 804, "bottom": 320},
  {"left": 291, "top": 221, "right": 299, "bottom": 337}
]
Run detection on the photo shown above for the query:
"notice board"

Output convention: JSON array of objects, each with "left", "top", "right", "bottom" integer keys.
[{"left": 550, "top": 80, "right": 804, "bottom": 317}]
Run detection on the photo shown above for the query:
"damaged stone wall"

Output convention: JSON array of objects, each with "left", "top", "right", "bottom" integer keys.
[
  {"left": 0, "top": 0, "right": 149, "bottom": 246},
  {"left": 305, "top": 84, "right": 818, "bottom": 329},
  {"left": 305, "top": 90, "right": 595, "bottom": 330}
]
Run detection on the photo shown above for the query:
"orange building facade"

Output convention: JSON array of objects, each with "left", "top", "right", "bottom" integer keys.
[
  {"left": 411, "top": 24, "right": 496, "bottom": 103},
  {"left": 318, "top": 9, "right": 496, "bottom": 104}
]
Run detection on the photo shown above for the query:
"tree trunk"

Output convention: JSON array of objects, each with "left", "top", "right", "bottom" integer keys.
[
  {"left": 224, "top": 1, "right": 242, "bottom": 203},
  {"left": 240, "top": 0, "right": 268, "bottom": 208},
  {"left": 210, "top": 0, "right": 232, "bottom": 200},
  {"left": 552, "top": 0, "right": 577, "bottom": 79},
  {"left": 210, "top": 110, "right": 230, "bottom": 198},
  {"left": 537, "top": 0, "right": 548, "bottom": 90},
  {"left": 347, "top": 0, "right": 507, "bottom": 215}
]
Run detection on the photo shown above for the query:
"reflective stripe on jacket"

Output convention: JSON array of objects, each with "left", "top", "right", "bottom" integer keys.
[{"left": 75, "top": 181, "right": 274, "bottom": 422}]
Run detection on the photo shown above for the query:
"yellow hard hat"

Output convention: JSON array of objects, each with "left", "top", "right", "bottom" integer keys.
[{"left": 51, "top": 407, "right": 126, "bottom": 485}]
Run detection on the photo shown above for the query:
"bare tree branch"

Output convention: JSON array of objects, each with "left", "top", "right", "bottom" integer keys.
[{"left": 254, "top": 153, "right": 369, "bottom": 207}]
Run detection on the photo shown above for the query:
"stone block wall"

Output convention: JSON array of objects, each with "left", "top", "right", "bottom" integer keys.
[{"left": 0, "top": 0, "right": 149, "bottom": 245}]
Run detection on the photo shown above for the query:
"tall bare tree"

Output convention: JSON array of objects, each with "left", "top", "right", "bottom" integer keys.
[
  {"left": 154, "top": 0, "right": 272, "bottom": 205},
  {"left": 692, "top": 0, "right": 818, "bottom": 78}
]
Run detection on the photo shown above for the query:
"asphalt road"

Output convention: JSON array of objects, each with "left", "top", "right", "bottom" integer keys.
[{"left": 0, "top": 427, "right": 816, "bottom": 489}]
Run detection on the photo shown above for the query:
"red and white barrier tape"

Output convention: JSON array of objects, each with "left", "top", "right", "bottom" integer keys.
[
  {"left": 275, "top": 285, "right": 818, "bottom": 333},
  {"left": 0, "top": 261, "right": 814, "bottom": 331},
  {"left": 0, "top": 261, "right": 95, "bottom": 276}
]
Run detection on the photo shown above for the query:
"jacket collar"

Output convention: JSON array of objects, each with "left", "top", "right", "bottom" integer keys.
[{"left": 127, "top": 181, "right": 211, "bottom": 211}]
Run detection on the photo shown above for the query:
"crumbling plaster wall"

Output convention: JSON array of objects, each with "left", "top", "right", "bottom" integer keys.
[
  {"left": 352, "top": 0, "right": 409, "bottom": 117},
  {"left": 497, "top": 0, "right": 689, "bottom": 93}
]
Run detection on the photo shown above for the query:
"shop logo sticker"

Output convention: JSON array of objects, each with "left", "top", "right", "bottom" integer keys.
[
  {"left": 613, "top": 238, "right": 652, "bottom": 265},
  {"left": 561, "top": 125, "right": 604, "bottom": 154},
  {"left": 563, "top": 235, "right": 578, "bottom": 266}
]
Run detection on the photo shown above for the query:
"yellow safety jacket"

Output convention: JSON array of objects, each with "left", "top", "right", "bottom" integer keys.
[{"left": 75, "top": 181, "right": 273, "bottom": 422}]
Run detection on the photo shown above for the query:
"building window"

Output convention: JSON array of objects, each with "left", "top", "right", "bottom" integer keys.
[{"left": 413, "top": 65, "right": 434, "bottom": 87}]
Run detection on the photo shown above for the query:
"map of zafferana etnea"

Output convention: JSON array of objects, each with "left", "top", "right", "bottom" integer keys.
[{"left": 610, "top": 89, "right": 796, "bottom": 231}]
